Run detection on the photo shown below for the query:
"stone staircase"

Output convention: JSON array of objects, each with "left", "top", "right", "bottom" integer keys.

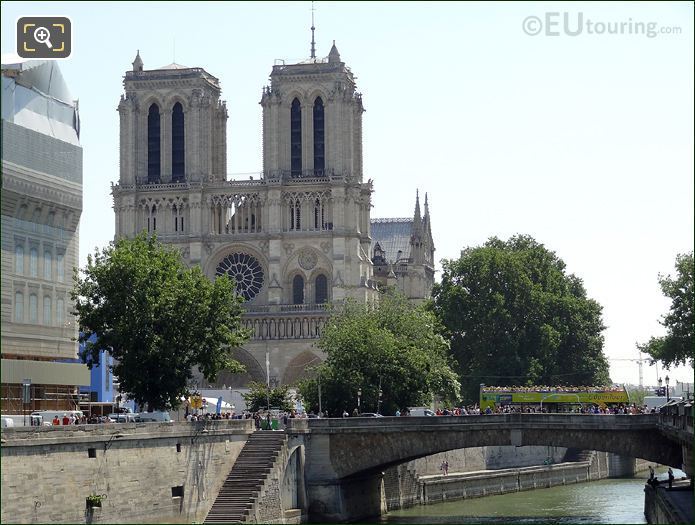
[{"left": 204, "top": 431, "right": 287, "bottom": 524}]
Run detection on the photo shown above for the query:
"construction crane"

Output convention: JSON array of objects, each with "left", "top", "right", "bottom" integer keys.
[{"left": 610, "top": 354, "right": 651, "bottom": 388}]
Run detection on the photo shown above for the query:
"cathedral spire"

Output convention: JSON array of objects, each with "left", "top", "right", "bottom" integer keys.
[
  {"left": 328, "top": 40, "right": 341, "bottom": 63},
  {"left": 132, "top": 50, "right": 143, "bottom": 72},
  {"left": 413, "top": 189, "right": 422, "bottom": 226},
  {"left": 310, "top": 1, "right": 316, "bottom": 60}
]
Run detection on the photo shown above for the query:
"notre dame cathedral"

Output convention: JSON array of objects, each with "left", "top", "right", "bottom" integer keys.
[{"left": 112, "top": 40, "right": 435, "bottom": 388}]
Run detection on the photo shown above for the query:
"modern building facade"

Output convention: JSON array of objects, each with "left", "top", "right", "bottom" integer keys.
[
  {"left": 112, "top": 43, "right": 435, "bottom": 388},
  {"left": 1, "top": 59, "right": 88, "bottom": 412}
]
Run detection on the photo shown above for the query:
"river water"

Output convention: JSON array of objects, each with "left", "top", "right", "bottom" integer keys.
[{"left": 380, "top": 468, "right": 681, "bottom": 524}]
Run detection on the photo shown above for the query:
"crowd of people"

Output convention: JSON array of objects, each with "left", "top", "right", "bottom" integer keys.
[{"left": 482, "top": 385, "right": 625, "bottom": 393}]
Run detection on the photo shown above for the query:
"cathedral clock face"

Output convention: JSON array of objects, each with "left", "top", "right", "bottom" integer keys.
[{"left": 215, "top": 253, "right": 264, "bottom": 301}]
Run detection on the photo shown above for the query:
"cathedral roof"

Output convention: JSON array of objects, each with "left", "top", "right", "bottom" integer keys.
[
  {"left": 370, "top": 218, "right": 413, "bottom": 263},
  {"left": 157, "top": 62, "right": 190, "bottom": 70}
]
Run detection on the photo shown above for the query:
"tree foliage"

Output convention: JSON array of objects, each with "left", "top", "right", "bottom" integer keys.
[
  {"left": 297, "top": 292, "right": 461, "bottom": 416},
  {"left": 242, "top": 381, "right": 294, "bottom": 412},
  {"left": 638, "top": 252, "right": 694, "bottom": 369},
  {"left": 72, "top": 234, "right": 248, "bottom": 410},
  {"left": 431, "top": 235, "right": 610, "bottom": 402}
]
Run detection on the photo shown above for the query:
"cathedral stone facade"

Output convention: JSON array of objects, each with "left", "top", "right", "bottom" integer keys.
[{"left": 112, "top": 44, "right": 435, "bottom": 388}]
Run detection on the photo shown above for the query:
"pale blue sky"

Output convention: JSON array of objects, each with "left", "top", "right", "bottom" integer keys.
[{"left": 2, "top": 1, "right": 693, "bottom": 387}]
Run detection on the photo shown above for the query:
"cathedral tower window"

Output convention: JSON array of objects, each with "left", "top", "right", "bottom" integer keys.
[
  {"left": 172, "top": 102, "right": 185, "bottom": 182},
  {"left": 315, "top": 274, "right": 328, "bottom": 304},
  {"left": 291, "top": 98, "right": 302, "bottom": 177},
  {"left": 147, "top": 104, "right": 161, "bottom": 183},
  {"left": 313, "top": 97, "right": 325, "bottom": 175},
  {"left": 289, "top": 199, "right": 301, "bottom": 230},
  {"left": 293, "top": 275, "right": 304, "bottom": 305},
  {"left": 314, "top": 198, "right": 323, "bottom": 230}
]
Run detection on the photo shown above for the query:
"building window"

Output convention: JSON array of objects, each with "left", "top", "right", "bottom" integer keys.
[
  {"left": 56, "top": 298, "right": 64, "bottom": 326},
  {"left": 314, "top": 198, "right": 322, "bottom": 230},
  {"left": 290, "top": 98, "right": 302, "bottom": 177},
  {"left": 315, "top": 274, "right": 328, "bottom": 304},
  {"left": 289, "top": 199, "right": 301, "bottom": 231},
  {"left": 43, "top": 296, "right": 52, "bottom": 326},
  {"left": 57, "top": 253, "right": 65, "bottom": 282},
  {"left": 30, "top": 248, "right": 38, "bottom": 277},
  {"left": 313, "top": 97, "right": 325, "bottom": 174},
  {"left": 15, "top": 245, "right": 24, "bottom": 275},
  {"left": 29, "top": 294, "right": 38, "bottom": 323},
  {"left": 148, "top": 103, "right": 161, "bottom": 183},
  {"left": 292, "top": 275, "right": 304, "bottom": 305},
  {"left": 14, "top": 292, "right": 24, "bottom": 322},
  {"left": 44, "top": 251, "right": 52, "bottom": 280},
  {"left": 172, "top": 102, "right": 185, "bottom": 182}
]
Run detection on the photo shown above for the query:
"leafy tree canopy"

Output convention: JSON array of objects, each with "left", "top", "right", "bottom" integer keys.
[
  {"left": 72, "top": 234, "right": 248, "bottom": 410},
  {"left": 431, "top": 234, "right": 610, "bottom": 402},
  {"left": 298, "top": 292, "right": 461, "bottom": 416},
  {"left": 638, "top": 252, "right": 694, "bottom": 369},
  {"left": 243, "top": 381, "right": 294, "bottom": 412}
]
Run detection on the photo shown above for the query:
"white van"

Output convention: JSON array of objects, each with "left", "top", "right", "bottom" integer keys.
[
  {"left": 107, "top": 413, "right": 138, "bottom": 423},
  {"left": 137, "top": 411, "right": 172, "bottom": 422},
  {"left": 1, "top": 414, "right": 44, "bottom": 427},
  {"left": 31, "top": 410, "right": 83, "bottom": 424},
  {"left": 408, "top": 407, "right": 435, "bottom": 417}
]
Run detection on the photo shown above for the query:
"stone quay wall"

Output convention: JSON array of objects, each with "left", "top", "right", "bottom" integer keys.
[
  {"left": 420, "top": 460, "right": 595, "bottom": 504},
  {"left": 0, "top": 420, "right": 253, "bottom": 524}
]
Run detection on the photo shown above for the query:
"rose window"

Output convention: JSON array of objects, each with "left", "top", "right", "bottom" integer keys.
[{"left": 215, "top": 253, "right": 264, "bottom": 301}]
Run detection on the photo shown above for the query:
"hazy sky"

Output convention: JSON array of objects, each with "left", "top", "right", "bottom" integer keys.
[{"left": 2, "top": 1, "right": 693, "bottom": 387}]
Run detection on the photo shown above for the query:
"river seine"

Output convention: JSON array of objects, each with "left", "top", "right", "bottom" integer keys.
[{"left": 379, "top": 469, "right": 674, "bottom": 524}]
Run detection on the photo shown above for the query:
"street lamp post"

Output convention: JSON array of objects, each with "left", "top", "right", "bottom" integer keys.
[
  {"left": 658, "top": 377, "right": 662, "bottom": 395},
  {"left": 357, "top": 388, "right": 362, "bottom": 414},
  {"left": 318, "top": 373, "right": 322, "bottom": 417},
  {"left": 665, "top": 375, "right": 670, "bottom": 402},
  {"left": 377, "top": 389, "right": 383, "bottom": 415}
]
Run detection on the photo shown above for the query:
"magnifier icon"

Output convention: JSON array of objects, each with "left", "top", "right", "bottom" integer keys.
[{"left": 33, "top": 26, "right": 53, "bottom": 49}]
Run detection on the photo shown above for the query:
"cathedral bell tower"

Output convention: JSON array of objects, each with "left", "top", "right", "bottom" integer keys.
[
  {"left": 260, "top": 41, "right": 364, "bottom": 181},
  {"left": 117, "top": 52, "right": 228, "bottom": 187}
]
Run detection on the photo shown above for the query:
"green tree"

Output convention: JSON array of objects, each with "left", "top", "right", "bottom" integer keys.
[
  {"left": 242, "top": 381, "right": 293, "bottom": 412},
  {"left": 298, "top": 292, "right": 461, "bottom": 416},
  {"left": 72, "top": 234, "right": 248, "bottom": 410},
  {"left": 638, "top": 252, "right": 694, "bottom": 369},
  {"left": 431, "top": 235, "right": 610, "bottom": 402}
]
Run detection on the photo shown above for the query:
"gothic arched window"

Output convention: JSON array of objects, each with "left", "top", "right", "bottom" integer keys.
[
  {"left": 147, "top": 104, "right": 161, "bottom": 183},
  {"left": 292, "top": 274, "right": 304, "bottom": 305},
  {"left": 313, "top": 97, "right": 325, "bottom": 175},
  {"left": 172, "top": 102, "right": 185, "bottom": 182},
  {"left": 314, "top": 198, "right": 321, "bottom": 230},
  {"left": 291, "top": 98, "right": 302, "bottom": 177},
  {"left": 315, "top": 274, "right": 328, "bottom": 304}
]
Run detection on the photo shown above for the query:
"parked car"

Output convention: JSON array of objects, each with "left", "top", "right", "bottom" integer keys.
[{"left": 357, "top": 412, "right": 384, "bottom": 417}]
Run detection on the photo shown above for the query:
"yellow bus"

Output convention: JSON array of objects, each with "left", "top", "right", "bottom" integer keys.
[{"left": 480, "top": 385, "right": 629, "bottom": 412}]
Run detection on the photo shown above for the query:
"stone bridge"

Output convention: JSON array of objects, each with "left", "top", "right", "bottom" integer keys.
[{"left": 285, "top": 413, "right": 689, "bottom": 522}]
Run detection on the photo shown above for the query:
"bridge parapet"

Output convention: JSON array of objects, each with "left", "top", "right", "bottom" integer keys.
[{"left": 287, "top": 413, "right": 661, "bottom": 435}]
